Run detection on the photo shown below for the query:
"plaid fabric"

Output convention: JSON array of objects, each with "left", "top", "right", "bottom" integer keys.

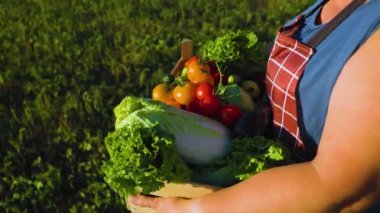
[{"left": 266, "top": 22, "right": 314, "bottom": 148}]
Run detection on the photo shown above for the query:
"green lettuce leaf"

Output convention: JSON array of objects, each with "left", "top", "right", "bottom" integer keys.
[
  {"left": 192, "top": 136, "right": 291, "bottom": 186},
  {"left": 101, "top": 123, "right": 191, "bottom": 197}
]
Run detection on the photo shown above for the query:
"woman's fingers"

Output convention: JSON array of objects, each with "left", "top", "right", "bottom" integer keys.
[{"left": 129, "top": 194, "right": 160, "bottom": 209}]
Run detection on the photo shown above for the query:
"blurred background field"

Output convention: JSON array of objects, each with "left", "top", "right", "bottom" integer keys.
[{"left": 0, "top": 0, "right": 312, "bottom": 212}]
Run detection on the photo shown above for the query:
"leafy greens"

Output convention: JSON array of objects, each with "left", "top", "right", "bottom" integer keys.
[
  {"left": 200, "top": 30, "right": 258, "bottom": 65},
  {"left": 192, "top": 136, "right": 291, "bottom": 186},
  {"left": 201, "top": 30, "right": 266, "bottom": 73},
  {"left": 102, "top": 123, "right": 191, "bottom": 197}
]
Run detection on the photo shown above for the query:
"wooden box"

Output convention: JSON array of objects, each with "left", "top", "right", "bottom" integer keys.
[{"left": 126, "top": 182, "right": 220, "bottom": 213}]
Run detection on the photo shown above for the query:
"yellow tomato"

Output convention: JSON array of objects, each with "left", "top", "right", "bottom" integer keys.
[
  {"left": 172, "top": 82, "right": 196, "bottom": 105},
  {"left": 152, "top": 83, "right": 173, "bottom": 102},
  {"left": 163, "top": 99, "right": 181, "bottom": 108},
  {"left": 191, "top": 72, "right": 214, "bottom": 85},
  {"left": 186, "top": 62, "right": 214, "bottom": 85}
]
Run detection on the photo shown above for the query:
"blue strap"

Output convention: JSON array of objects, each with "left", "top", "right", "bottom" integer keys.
[{"left": 307, "top": 0, "right": 367, "bottom": 48}]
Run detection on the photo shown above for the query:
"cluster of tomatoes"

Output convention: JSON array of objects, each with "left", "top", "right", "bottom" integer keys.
[{"left": 152, "top": 56, "right": 242, "bottom": 127}]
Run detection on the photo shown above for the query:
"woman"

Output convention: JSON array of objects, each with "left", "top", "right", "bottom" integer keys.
[{"left": 130, "top": 0, "right": 380, "bottom": 212}]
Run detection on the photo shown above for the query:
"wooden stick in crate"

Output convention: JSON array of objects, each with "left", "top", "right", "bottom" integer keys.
[{"left": 170, "top": 39, "right": 193, "bottom": 77}]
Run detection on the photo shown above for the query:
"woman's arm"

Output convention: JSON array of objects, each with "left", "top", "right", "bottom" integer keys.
[{"left": 130, "top": 29, "right": 380, "bottom": 213}]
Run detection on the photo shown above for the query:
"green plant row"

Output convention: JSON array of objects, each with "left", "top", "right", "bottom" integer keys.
[{"left": 0, "top": 0, "right": 312, "bottom": 212}]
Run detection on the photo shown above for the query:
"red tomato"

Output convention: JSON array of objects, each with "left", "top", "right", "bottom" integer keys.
[
  {"left": 185, "top": 98, "right": 200, "bottom": 114},
  {"left": 198, "top": 95, "right": 221, "bottom": 118},
  {"left": 205, "top": 60, "right": 218, "bottom": 75},
  {"left": 195, "top": 83, "right": 214, "bottom": 101},
  {"left": 172, "top": 82, "right": 195, "bottom": 105},
  {"left": 212, "top": 72, "right": 229, "bottom": 85},
  {"left": 220, "top": 104, "right": 241, "bottom": 127}
]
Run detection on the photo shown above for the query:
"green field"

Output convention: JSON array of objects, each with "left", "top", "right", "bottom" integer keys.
[{"left": 0, "top": 0, "right": 312, "bottom": 212}]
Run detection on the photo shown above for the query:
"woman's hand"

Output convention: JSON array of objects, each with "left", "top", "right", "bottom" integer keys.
[{"left": 129, "top": 194, "right": 200, "bottom": 213}]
